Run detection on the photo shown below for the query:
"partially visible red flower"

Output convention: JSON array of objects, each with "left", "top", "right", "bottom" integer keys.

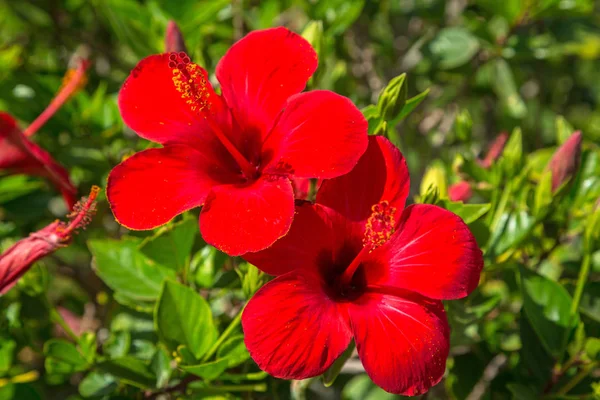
[
  {"left": 478, "top": 132, "right": 508, "bottom": 168},
  {"left": 0, "top": 113, "right": 77, "bottom": 208},
  {"left": 165, "top": 20, "right": 187, "bottom": 53},
  {"left": 107, "top": 27, "right": 368, "bottom": 255},
  {"left": 0, "top": 186, "right": 99, "bottom": 295},
  {"left": 0, "top": 58, "right": 89, "bottom": 207},
  {"left": 241, "top": 136, "right": 483, "bottom": 395},
  {"left": 546, "top": 131, "right": 582, "bottom": 192},
  {"left": 449, "top": 181, "right": 472, "bottom": 202}
]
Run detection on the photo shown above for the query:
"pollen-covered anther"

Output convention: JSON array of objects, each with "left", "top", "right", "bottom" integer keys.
[
  {"left": 168, "top": 52, "right": 211, "bottom": 113},
  {"left": 363, "top": 200, "right": 396, "bottom": 251}
]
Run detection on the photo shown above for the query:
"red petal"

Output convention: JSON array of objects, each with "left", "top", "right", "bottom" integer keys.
[
  {"left": 199, "top": 175, "right": 295, "bottom": 255},
  {"left": 317, "top": 136, "right": 409, "bottom": 224},
  {"left": 216, "top": 27, "right": 317, "bottom": 140},
  {"left": 262, "top": 90, "right": 368, "bottom": 179},
  {"left": 366, "top": 204, "right": 483, "bottom": 300},
  {"left": 243, "top": 202, "right": 333, "bottom": 276},
  {"left": 118, "top": 54, "right": 226, "bottom": 146},
  {"left": 0, "top": 112, "right": 77, "bottom": 208},
  {"left": 242, "top": 272, "right": 352, "bottom": 379},
  {"left": 107, "top": 145, "right": 238, "bottom": 230},
  {"left": 349, "top": 291, "right": 449, "bottom": 396}
]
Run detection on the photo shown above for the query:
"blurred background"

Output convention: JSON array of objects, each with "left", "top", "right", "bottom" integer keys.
[{"left": 0, "top": 0, "right": 599, "bottom": 399}]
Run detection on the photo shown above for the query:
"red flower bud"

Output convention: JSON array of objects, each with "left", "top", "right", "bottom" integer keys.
[
  {"left": 479, "top": 132, "right": 508, "bottom": 168},
  {"left": 0, "top": 186, "right": 100, "bottom": 295},
  {"left": 546, "top": 131, "right": 583, "bottom": 192},
  {"left": 449, "top": 181, "right": 472, "bottom": 202},
  {"left": 165, "top": 21, "right": 188, "bottom": 54}
]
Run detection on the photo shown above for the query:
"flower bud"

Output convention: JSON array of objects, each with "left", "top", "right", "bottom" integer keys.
[
  {"left": 0, "top": 186, "right": 100, "bottom": 295},
  {"left": 165, "top": 20, "right": 188, "bottom": 54},
  {"left": 377, "top": 74, "right": 407, "bottom": 122},
  {"left": 479, "top": 132, "right": 508, "bottom": 168},
  {"left": 546, "top": 131, "right": 582, "bottom": 192},
  {"left": 449, "top": 181, "right": 472, "bottom": 202}
]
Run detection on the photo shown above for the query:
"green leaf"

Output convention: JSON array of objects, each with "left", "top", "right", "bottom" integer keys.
[
  {"left": 584, "top": 338, "right": 600, "bottom": 361},
  {"left": 430, "top": 27, "right": 480, "bottom": 69},
  {"left": 89, "top": 239, "right": 176, "bottom": 301},
  {"left": 580, "top": 282, "right": 600, "bottom": 322},
  {"left": 499, "top": 127, "right": 524, "bottom": 178},
  {"left": 520, "top": 267, "right": 579, "bottom": 357},
  {"left": 43, "top": 339, "right": 89, "bottom": 375},
  {"left": 102, "top": 331, "right": 131, "bottom": 359},
  {"left": 154, "top": 280, "right": 217, "bottom": 360},
  {"left": 454, "top": 109, "right": 472, "bottom": 142},
  {"left": 139, "top": 216, "right": 198, "bottom": 271},
  {"left": 181, "top": 358, "right": 231, "bottom": 381},
  {"left": 342, "top": 374, "right": 397, "bottom": 400},
  {"left": 361, "top": 104, "right": 380, "bottom": 122},
  {"left": 534, "top": 171, "right": 554, "bottom": 215},
  {"left": 493, "top": 59, "right": 527, "bottom": 118},
  {"left": 322, "top": 341, "right": 355, "bottom": 387},
  {"left": 442, "top": 201, "right": 491, "bottom": 224},
  {"left": 79, "top": 371, "right": 118, "bottom": 398},
  {"left": 97, "top": 357, "right": 156, "bottom": 389},
  {"left": 78, "top": 332, "right": 97, "bottom": 364},
  {"left": 395, "top": 89, "right": 429, "bottom": 122},
  {"left": 216, "top": 335, "right": 250, "bottom": 368},
  {"left": 151, "top": 347, "right": 172, "bottom": 388},
  {"left": 0, "top": 176, "right": 44, "bottom": 204},
  {"left": 507, "top": 383, "right": 540, "bottom": 400},
  {"left": 0, "top": 338, "right": 16, "bottom": 374},
  {"left": 556, "top": 116, "right": 575, "bottom": 145}
]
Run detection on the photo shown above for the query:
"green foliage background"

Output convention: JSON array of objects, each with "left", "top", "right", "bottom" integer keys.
[{"left": 0, "top": 0, "right": 599, "bottom": 399}]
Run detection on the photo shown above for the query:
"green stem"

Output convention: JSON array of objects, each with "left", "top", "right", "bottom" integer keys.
[
  {"left": 193, "top": 383, "right": 267, "bottom": 394},
  {"left": 220, "top": 371, "right": 268, "bottom": 381},
  {"left": 556, "top": 363, "right": 596, "bottom": 395},
  {"left": 201, "top": 310, "right": 243, "bottom": 363},
  {"left": 570, "top": 251, "right": 591, "bottom": 317}
]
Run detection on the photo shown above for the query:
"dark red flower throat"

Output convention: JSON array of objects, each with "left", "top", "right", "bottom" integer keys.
[{"left": 322, "top": 200, "right": 396, "bottom": 302}]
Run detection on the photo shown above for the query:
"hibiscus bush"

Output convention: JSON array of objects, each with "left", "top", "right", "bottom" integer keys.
[{"left": 1, "top": 0, "right": 600, "bottom": 399}]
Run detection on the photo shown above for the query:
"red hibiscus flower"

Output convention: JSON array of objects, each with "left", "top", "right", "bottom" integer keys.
[
  {"left": 241, "top": 136, "right": 484, "bottom": 395},
  {"left": 107, "top": 27, "right": 368, "bottom": 255},
  {"left": 0, "top": 186, "right": 99, "bottom": 295}
]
